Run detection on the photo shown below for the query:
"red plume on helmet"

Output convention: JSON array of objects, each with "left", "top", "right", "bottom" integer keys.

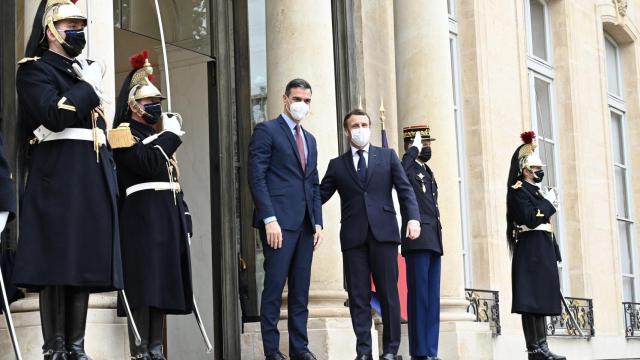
[
  {"left": 129, "top": 50, "right": 149, "bottom": 70},
  {"left": 128, "top": 50, "right": 156, "bottom": 83},
  {"left": 520, "top": 131, "right": 536, "bottom": 144},
  {"left": 70, "top": 0, "right": 79, "bottom": 4}
]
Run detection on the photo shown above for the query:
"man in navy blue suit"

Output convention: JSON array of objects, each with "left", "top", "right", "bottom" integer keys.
[
  {"left": 320, "top": 109, "right": 421, "bottom": 360},
  {"left": 248, "top": 79, "right": 323, "bottom": 360},
  {"left": 400, "top": 125, "right": 443, "bottom": 360}
]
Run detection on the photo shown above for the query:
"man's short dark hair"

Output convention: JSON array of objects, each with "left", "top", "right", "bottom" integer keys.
[
  {"left": 285, "top": 78, "right": 312, "bottom": 96},
  {"left": 343, "top": 109, "right": 371, "bottom": 129}
]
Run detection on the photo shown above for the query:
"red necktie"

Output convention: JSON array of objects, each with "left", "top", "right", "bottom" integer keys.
[{"left": 295, "top": 125, "right": 306, "bottom": 173}]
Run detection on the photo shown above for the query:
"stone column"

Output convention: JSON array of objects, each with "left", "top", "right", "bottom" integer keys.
[
  {"left": 393, "top": 0, "right": 492, "bottom": 358},
  {"left": 244, "top": 1, "right": 366, "bottom": 358}
]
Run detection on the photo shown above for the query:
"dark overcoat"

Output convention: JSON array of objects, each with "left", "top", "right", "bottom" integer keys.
[
  {"left": 508, "top": 180, "right": 562, "bottom": 316},
  {"left": 13, "top": 51, "right": 123, "bottom": 292},
  {"left": 114, "top": 120, "right": 193, "bottom": 315}
]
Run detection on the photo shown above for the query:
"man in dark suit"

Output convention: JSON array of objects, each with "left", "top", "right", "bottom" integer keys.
[
  {"left": 400, "top": 126, "right": 443, "bottom": 360},
  {"left": 320, "top": 109, "right": 421, "bottom": 360},
  {"left": 248, "top": 79, "right": 323, "bottom": 360}
]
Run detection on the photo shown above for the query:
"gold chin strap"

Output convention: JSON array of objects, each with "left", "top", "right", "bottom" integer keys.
[{"left": 46, "top": 20, "right": 68, "bottom": 47}]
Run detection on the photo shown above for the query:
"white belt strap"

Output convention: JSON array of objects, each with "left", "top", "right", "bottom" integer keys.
[
  {"left": 33, "top": 125, "right": 106, "bottom": 146},
  {"left": 126, "top": 182, "right": 181, "bottom": 197},
  {"left": 518, "top": 223, "right": 553, "bottom": 233}
]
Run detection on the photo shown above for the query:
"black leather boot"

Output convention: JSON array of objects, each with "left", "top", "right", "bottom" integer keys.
[
  {"left": 148, "top": 310, "right": 166, "bottom": 360},
  {"left": 129, "top": 308, "right": 151, "bottom": 360},
  {"left": 40, "top": 286, "right": 68, "bottom": 360},
  {"left": 65, "top": 287, "right": 92, "bottom": 360},
  {"left": 536, "top": 316, "right": 566, "bottom": 360},
  {"left": 522, "top": 314, "right": 547, "bottom": 360}
]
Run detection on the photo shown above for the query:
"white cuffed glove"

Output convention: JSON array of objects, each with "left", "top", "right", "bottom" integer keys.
[
  {"left": 0, "top": 211, "right": 9, "bottom": 233},
  {"left": 412, "top": 131, "right": 422, "bottom": 152},
  {"left": 542, "top": 187, "right": 559, "bottom": 209},
  {"left": 162, "top": 112, "right": 185, "bottom": 136},
  {"left": 72, "top": 59, "right": 112, "bottom": 104}
]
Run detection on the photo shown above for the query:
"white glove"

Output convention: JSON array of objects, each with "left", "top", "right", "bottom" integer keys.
[
  {"left": 162, "top": 112, "right": 185, "bottom": 136},
  {"left": 0, "top": 211, "right": 9, "bottom": 233},
  {"left": 412, "top": 131, "right": 422, "bottom": 151},
  {"left": 542, "top": 187, "right": 559, "bottom": 209},
  {"left": 72, "top": 59, "right": 112, "bottom": 104}
]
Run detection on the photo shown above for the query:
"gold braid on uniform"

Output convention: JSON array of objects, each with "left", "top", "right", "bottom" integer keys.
[{"left": 91, "top": 105, "right": 106, "bottom": 163}]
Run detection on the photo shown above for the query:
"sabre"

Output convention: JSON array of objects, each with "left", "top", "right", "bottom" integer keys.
[
  {"left": 192, "top": 295, "right": 213, "bottom": 353},
  {"left": 153, "top": 0, "right": 172, "bottom": 113},
  {"left": 119, "top": 290, "right": 142, "bottom": 346},
  {"left": 152, "top": 1, "right": 211, "bottom": 351},
  {"left": 560, "top": 291, "right": 587, "bottom": 338},
  {"left": 0, "top": 253, "right": 22, "bottom": 360}
]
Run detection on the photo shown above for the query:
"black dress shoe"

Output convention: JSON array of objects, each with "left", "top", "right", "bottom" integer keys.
[
  {"left": 354, "top": 355, "right": 373, "bottom": 360},
  {"left": 411, "top": 357, "right": 429, "bottom": 360},
  {"left": 291, "top": 351, "right": 318, "bottom": 360},
  {"left": 265, "top": 351, "right": 288, "bottom": 360},
  {"left": 380, "top": 354, "right": 397, "bottom": 360}
]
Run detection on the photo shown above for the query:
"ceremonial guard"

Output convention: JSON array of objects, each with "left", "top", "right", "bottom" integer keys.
[
  {"left": 400, "top": 125, "right": 442, "bottom": 360},
  {"left": 111, "top": 50, "right": 193, "bottom": 360},
  {"left": 12, "top": 0, "right": 123, "bottom": 359},
  {"left": 507, "top": 131, "right": 565, "bottom": 360}
]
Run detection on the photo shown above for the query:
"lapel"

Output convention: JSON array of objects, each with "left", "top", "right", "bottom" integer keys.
[
  {"left": 341, "top": 150, "right": 363, "bottom": 189},
  {"left": 364, "top": 145, "right": 379, "bottom": 188},
  {"left": 277, "top": 116, "right": 304, "bottom": 174}
]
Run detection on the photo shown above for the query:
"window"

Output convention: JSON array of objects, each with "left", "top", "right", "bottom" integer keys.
[
  {"left": 604, "top": 35, "right": 637, "bottom": 302},
  {"left": 449, "top": 1, "right": 472, "bottom": 287},
  {"left": 525, "top": 0, "right": 568, "bottom": 289}
]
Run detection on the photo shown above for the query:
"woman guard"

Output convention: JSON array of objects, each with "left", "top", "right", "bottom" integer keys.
[
  {"left": 110, "top": 50, "right": 193, "bottom": 360},
  {"left": 506, "top": 131, "right": 565, "bottom": 360},
  {"left": 13, "top": 0, "right": 123, "bottom": 359}
]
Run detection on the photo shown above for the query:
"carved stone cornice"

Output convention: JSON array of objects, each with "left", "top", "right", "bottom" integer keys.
[{"left": 614, "top": 0, "right": 628, "bottom": 17}]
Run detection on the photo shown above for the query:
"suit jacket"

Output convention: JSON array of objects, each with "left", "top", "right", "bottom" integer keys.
[
  {"left": 400, "top": 146, "right": 443, "bottom": 255},
  {"left": 248, "top": 115, "right": 322, "bottom": 231},
  {"left": 320, "top": 145, "right": 420, "bottom": 251}
]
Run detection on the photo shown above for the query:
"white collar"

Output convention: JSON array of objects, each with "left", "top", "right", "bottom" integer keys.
[{"left": 351, "top": 143, "right": 370, "bottom": 156}]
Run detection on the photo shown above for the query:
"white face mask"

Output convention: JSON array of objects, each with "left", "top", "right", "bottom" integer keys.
[
  {"left": 350, "top": 128, "right": 371, "bottom": 148},
  {"left": 289, "top": 101, "right": 310, "bottom": 121}
]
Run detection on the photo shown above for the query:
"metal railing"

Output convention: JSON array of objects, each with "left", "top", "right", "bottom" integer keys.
[
  {"left": 465, "top": 288, "right": 501, "bottom": 336},
  {"left": 623, "top": 302, "right": 640, "bottom": 338},
  {"left": 546, "top": 297, "right": 594, "bottom": 337}
]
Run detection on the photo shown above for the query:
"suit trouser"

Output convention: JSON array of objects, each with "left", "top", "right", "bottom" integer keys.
[
  {"left": 260, "top": 219, "right": 314, "bottom": 357},
  {"left": 343, "top": 231, "right": 401, "bottom": 356},
  {"left": 406, "top": 250, "right": 441, "bottom": 357}
]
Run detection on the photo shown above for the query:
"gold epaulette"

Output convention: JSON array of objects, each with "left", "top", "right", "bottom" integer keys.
[
  {"left": 511, "top": 180, "right": 523, "bottom": 189},
  {"left": 17, "top": 57, "right": 40, "bottom": 64},
  {"left": 108, "top": 123, "right": 136, "bottom": 149}
]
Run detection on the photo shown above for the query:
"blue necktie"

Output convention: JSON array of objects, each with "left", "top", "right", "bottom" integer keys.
[{"left": 357, "top": 149, "right": 367, "bottom": 184}]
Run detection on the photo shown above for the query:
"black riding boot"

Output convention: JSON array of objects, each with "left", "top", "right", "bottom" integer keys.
[
  {"left": 40, "top": 286, "right": 68, "bottom": 360},
  {"left": 536, "top": 316, "right": 566, "bottom": 360},
  {"left": 65, "top": 287, "right": 92, "bottom": 360},
  {"left": 522, "top": 314, "right": 546, "bottom": 360},
  {"left": 148, "top": 310, "right": 166, "bottom": 360},
  {"left": 129, "top": 308, "right": 151, "bottom": 359}
]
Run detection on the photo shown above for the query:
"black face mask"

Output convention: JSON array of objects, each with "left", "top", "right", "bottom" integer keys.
[
  {"left": 418, "top": 147, "right": 432, "bottom": 162},
  {"left": 142, "top": 103, "right": 162, "bottom": 125},
  {"left": 533, "top": 169, "right": 545, "bottom": 183},
  {"left": 61, "top": 29, "right": 86, "bottom": 58}
]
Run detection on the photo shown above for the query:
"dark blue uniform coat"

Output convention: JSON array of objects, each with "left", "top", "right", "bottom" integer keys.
[
  {"left": 13, "top": 51, "right": 123, "bottom": 292},
  {"left": 508, "top": 180, "right": 562, "bottom": 316},
  {"left": 114, "top": 120, "right": 193, "bottom": 315},
  {"left": 400, "top": 146, "right": 443, "bottom": 255}
]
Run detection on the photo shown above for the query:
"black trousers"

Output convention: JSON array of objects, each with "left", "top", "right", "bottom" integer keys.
[{"left": 343, "top": 230, "right": 400, "bottom": 356}]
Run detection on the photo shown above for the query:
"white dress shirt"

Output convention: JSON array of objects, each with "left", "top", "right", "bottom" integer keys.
[{"left": 351, "top": 144, "right": 370, "bottom": 170}]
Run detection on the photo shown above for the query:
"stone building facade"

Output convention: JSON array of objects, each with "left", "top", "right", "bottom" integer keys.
[{"left": 1, "top": 1, "right": 640, "bottom": 359}]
